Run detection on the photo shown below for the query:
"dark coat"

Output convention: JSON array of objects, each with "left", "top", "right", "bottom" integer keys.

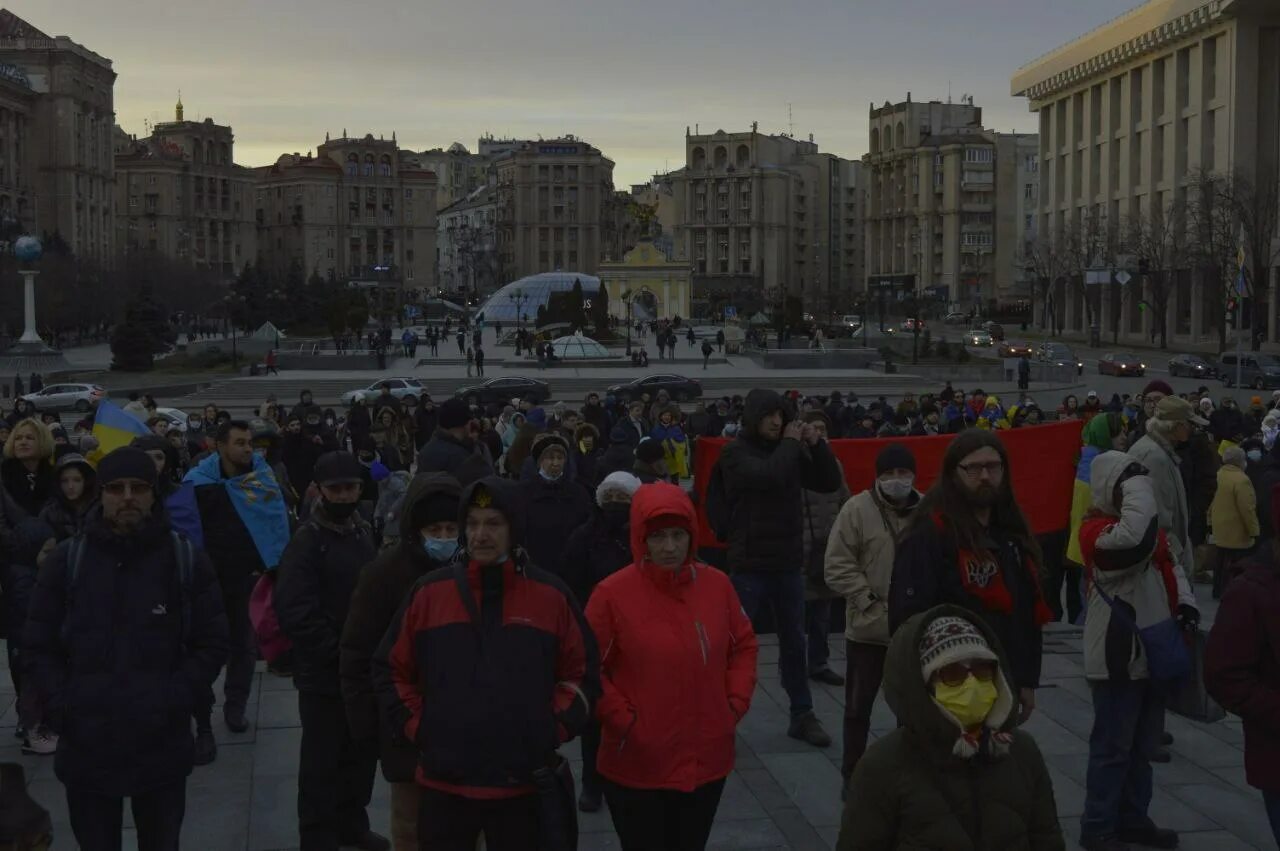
[
  {"left": 889, "top": 517, "right": 1045, "bottom": 691},
  {"left": 22, "top": 510, "right": 229, "bottom": 796},
  {"left": 191, "top": 468, "right": 267, "bottom": 579},
  {"left": 340, "top": 474, "right": 460, "bottom": 782},
  {"left": 717, "top": 389, "right": 842, "bottom": 574},
  {"left": 519, "top": 477, "right": 594, "bottom": 581},
  {"left": 595, "top": 424, "right": 638, "bottom": 481},
  {"left": 561, "top": 507, "right": 631, "bottom": 607},
  {"left": 412, "top": 406, "right": 439, "bottom": 450},
  {"left": 275, "top": 508, "right": 377, "bottom": 695},
  {"left": 1253, "top": 444, "right": 1280, "bottom": 541},
  {"left": 282, "top": 433, "right": 326, "bottom": 495},
  {"left": 416, "top": 430, "right": 494, "bottom": 480},
  {"left": 0, "top": 458, "right": 54, "bottom": 518},
  {"left": 1209, "top": 405, "right": 1246, "bottom": 444},
  {"left": 838, "top": 606, "right": 1065, "bottom": 851},
  {"left": 1205, "top": 554, "right": 1280, "bottom": 793},
  {"left": 1176, "top": 430, "right": 1219, "bottom": 546}
]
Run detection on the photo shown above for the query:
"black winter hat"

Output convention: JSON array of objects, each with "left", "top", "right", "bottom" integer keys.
[
  {"left": 97, "top": 447, "right": 159, "bottom": 487},
  {"left": 413, "top": 491, "right": 461, "bottom": 529},
  {"left": 875, "top": 443, "right": 916, "bottom": 476},
  {"left": 531, "top": 433, "right": 570, "bottom": 464},
  {"left": 313, "top": 451, "right": 364, "bottom": 485},
  {"left": 635, "top": 437, "right": 666, "bottom": 464},
  {"left": 129, "top": 434, "right": 169, "bottom": 454},
  {"left": 459, "top": 476, "right": 526, "bottom": 547},
  {"left": 439, "top": 397, "right": 473, "bottom": 430}
]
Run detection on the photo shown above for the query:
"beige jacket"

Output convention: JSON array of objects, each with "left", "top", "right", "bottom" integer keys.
[
  {"left": 1210, "top": 464, "right": 1259, "bottom": 550},
  {"left": 824, "top": 485, "right": 918, "bottom": 645}
]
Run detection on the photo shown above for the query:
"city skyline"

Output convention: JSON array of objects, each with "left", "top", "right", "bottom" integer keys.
[{"left": 18, "top": 0, "right": 1129, "bottom": 185}]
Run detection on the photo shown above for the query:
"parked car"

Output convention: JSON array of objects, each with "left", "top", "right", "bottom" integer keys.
[
  {"left": 151, "top": 407, "right": 191, "bottom": 433},
  {"left": 944, "top": 312, "right": 969, "bottom": 325},
  {"left": 997, "top": 340, "right": 1034, "bottom": 358},
  {"left": 1167, "top": 353, "right": 1218, "bottom": 379},
  {"left": 1098, "top": 352, "right": 1146, "bottom": 377},
  {"left": 840, "top": 315, "right": 862, "bottom": 330},
  {"left": 1219, "top": 352, "right": 1280, "bottom": 389},
  {"left": 339, "top": 377, "right": 426, "bottom": 406},
  {"left": 965, "top": 328, "right": 994, "bottom": 347},
  {"left": 606, "top": 374, "right": 703, "bottom": 403},
  {"left": 454, "top": 376, "right": 552, "bottom": 406},
  {"left": 1037, "top": 342, "right": 1084, "bottom": 375},
  {"left": 20, "top": 383, "right": 106, "bottom": 413},
  {"left": 981, "top": 321, "right": 1006, "bottom": 341}
]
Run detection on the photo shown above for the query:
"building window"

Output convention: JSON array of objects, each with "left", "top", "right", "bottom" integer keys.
[
  {"left": 964, "top": 147, "right": 993, "bottom": 164},
  {"left": 1024, "top": 183, "right": 1036, "bottom": 201},
  {"left": 404, "top": 188, "right": 413, "bottom": 198}
]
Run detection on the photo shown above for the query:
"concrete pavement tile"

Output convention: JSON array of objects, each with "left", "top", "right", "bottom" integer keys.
[
  {"left": 27, "top": 778, "right": 67, "bottom": 839},
  {"left": 1152, "top": 751, "right": 1240, "bottom": 787},
  {"left": 1206, "top": 763, "right": 1257, "bottom": 795},
  {"left": 1146, "top": 787, "right": 1222, "bottom": 833},
  {"left": 759, "top": 752, "right": 844, "bottom": 827},
  {"left": 247, "top": 771, "right": 299, "bottom": 850},
  {"left": 736, "top": 767, "right": 795, "bottom": 815},
  {"left": 1175, "top": 830, "right": 1262, "bottom": 850},
  {"left": 0, "top": 744, "right": 56, "bottom": 783},
  {"left": 255, "top": 689, "right": 300, "bottom": 730},
  {"left": 1166, "top": 784, "right": 1275, "bottom": 849},
  {"left": 1162, "top": 717, "right": 1246, "bottom": 769},
  {"left": 815, "top": 823, "right": 840, "bottom": 849},
  {"left": 706, "top": 817, "right": 792, "bottom": 850},
  {"left": 1039, "top": 654, "right": 1085, "bottom": 679},
  {"left": 768, "top": 806, "right": 831, "bottom": 850},
  {"left": 734, "top": 735, "right": 763, "bottom": 769},
  {"left": 1044, "top": 751, "right": 1090, "bottom": 785},
  {"left": 577, "top": 833, "right": 624, "bottom": 850},
  {"left": 716, "top": 772, "right": 766, "bottom": 822},
  {"left": 183, "top": 744, "right": 254, "bottom": 850},
  {"left": 1019, "top": 713, "right": 1089, "bottom": 756},
  {"left": 1033, "top": 684, "right": 1096, "bottom": 739},
  {"left": 1045, "top": 764, "right": 1086, "bottom": 818},
  {"left": 251, "top": 727, "right": 302, "bottom": 777},
  {"left": 259, "top": 669, "right": 298, "bottom": 692}
]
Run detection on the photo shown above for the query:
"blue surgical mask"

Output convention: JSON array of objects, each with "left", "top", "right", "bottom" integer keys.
[
  {"left": 1247, "top": 449, "right": 1263, "bottom": 463},
  {"left": 423, "top": 536, "right": 458, "bottom": 563}
]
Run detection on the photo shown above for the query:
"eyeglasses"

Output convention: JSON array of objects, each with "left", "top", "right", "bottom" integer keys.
[
  {"left": 103, "top": 481, "right": 153, "bottom": 497},
  {"left": 956, "top": 461, "right": 1004, "bottom": 478},
  {"left": 933, "top": 660, "right": 998, "bottom": 687}
]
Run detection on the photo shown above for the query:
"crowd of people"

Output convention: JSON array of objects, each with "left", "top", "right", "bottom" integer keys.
[{"left": 0, "top": 366, "right": 1275, "bottom": 851}]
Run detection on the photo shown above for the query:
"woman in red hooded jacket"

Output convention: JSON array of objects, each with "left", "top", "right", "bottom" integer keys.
[{"left": 586, "top": 482, "right": 759, "bottom": 851}]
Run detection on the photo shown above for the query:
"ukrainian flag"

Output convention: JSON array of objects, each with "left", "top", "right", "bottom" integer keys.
[{"left": 87, "top": 399, "right": 151, "bottom": 466}]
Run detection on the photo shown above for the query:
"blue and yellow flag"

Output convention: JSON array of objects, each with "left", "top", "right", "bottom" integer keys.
[
  {"left": 184, "top": 452, "right": 290, "bottom": 569},
  {"left": 87, "top": 399, "right": 151, "bottom": 466}
]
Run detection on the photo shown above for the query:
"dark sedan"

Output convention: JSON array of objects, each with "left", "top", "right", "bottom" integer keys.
[
  {"left": 1168, "top": 354, "right": 1217, "bottom": 379},
  {"left": 1098, "top": 352, "right": 1146, "bottom": 377},
  {"left": 606, "top": 374, "right": 703, "bottom": 403},
  {"left": 454, "top": 376, "right": 551, "bottom": 406}
]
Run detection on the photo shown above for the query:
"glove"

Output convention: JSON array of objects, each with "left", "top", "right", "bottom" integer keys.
[{"left": 1176, "top": 604, "right": 1201, "bottom": 632}]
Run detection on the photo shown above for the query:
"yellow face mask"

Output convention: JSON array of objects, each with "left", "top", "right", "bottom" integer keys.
[{"left": 933, "top": 675, "right": 999, "bottom": 730}]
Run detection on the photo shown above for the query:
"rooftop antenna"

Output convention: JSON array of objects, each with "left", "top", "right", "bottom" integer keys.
[
  {"left": 947, "top": 81, "right": 952, "bottom": 104},
  {"left": 788, "top": 103, "right": 794, "bottom": 136}
]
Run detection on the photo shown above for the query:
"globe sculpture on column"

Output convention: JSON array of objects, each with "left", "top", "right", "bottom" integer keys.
[{"left": 4, "top": 235, "right": 69, "bottom": 372}]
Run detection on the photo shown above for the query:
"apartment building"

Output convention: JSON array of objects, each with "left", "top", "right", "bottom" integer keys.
[
  {"left": 863, "top": 96, "right": 1036, "bottom": 312},
  {"left": 492, "top": 136, "right": 614, "bottom": 280},
  {"left": 254, "top": 132, "right": 437, "bottom": 308},
  {"left": 114, "top": 98, "right": 256, "bottom": 276},
  {"left": 671, "top": 125, "right": 864, "bottom": 318},
  {"left": 437, "top": 183, "right": 499, "bottom": 297},
  {"left": 0, "top": 10, "right": 115, "bottom": 260},
  {"left": 0, "top": 58, "right": 33, "bottom": 238},
  {"left": 1012, "top": 0, "right": 1280, "bottom": 344}
]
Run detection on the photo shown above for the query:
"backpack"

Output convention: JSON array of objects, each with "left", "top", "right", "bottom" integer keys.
[
  {"left": 704, "top": 457, "right": 732, "bottom": 543},
  {"left": 64, "top": 530, "right": 196, "bottom": 646}
]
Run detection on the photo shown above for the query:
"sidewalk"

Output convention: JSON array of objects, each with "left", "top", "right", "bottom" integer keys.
[{"left": 1, "top": 604, "right": 1271, "bottom": 851}]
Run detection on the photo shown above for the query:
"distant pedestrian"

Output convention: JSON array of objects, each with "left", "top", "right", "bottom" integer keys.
[
  {"left": 701, "top": 339, "right": 714, "bottom": 370},
  {"left": 264, "top": 348, "right": 279, "bottom": 376},
  {"left": 13, "top": 373, "right": 22, "bottom": 397},
  {"left": 474, "top": 345, "right": 485, "bottom": 377},
  {"left": 465, "top": 347, "right": 474, "bottom": 377},
  {"left": 1018, "top": 355, "right": 1031, "bottom": 391},
  {"left": 716, "top": 328, "right": 725, "bottom": 352}
]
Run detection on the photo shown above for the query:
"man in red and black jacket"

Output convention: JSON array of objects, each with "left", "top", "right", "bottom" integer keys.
[{"left": 373, "top": 476, "right": 599, "bottom": 850}]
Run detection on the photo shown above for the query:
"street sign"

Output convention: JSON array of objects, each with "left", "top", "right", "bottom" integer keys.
[
  {"left": 724, "top": 306, "right": 737, "bottom": 318},
  {"left": 1115, "top": 270, "right": 1132, "bottom": 286}
]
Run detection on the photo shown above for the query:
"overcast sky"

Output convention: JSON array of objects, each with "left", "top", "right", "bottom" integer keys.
[{"left": 19, "top": 0, "right": 1132, "bottom": 185}]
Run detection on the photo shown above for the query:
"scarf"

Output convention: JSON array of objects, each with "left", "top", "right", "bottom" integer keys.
[{"left": 933, "top": 512, "right": 1053, "bottom": 625}]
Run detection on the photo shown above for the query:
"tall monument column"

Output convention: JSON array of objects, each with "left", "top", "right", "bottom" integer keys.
[{"left": 3, "top": 235, "right": 69, "bottom": 374}]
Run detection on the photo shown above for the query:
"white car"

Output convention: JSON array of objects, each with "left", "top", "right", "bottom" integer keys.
[
  {"left": 340, "top": 377, "right": 426, "bottom": 406},
  {"left": 151, "top": 407, "right": 192, "bottom": 433},
  {"left": 21, "top": 383, "right": 106, "bottom": 413}
]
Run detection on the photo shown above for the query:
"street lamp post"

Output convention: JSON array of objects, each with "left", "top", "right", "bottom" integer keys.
[
  {"left": 512, "top": 287, "right": 525, "bottom": 354},
  {"left": 223, "top": 293, "right": 245, "bottom": 368},
  {"left": 621, "top": 290, "right": 633, "bottom": 355}
]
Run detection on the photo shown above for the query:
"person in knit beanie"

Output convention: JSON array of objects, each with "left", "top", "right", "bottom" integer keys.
[{"left": 837, "top": 606, "right": 1063, "bottom": 850}]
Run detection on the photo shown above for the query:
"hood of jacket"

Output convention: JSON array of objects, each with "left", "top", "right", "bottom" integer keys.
[
  {"left": 397, "top": 472, "right": 462, "bottom": 557},
  {"left": 628, "top": 481, "right": 698, "bottom": 569},
  {"left": 741, "top": 389, "right": 790, "bottom": 445},
  {"left": 883, "top": 605, "right": 1016, "bottom": 762},
  {"left": 1089, "top": 449, "right": 1135, "bottom": 513}
]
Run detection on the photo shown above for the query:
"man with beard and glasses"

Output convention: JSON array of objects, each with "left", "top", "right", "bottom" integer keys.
[{"left": 889, "top": 429, "right": 1054, "bottom": 725}]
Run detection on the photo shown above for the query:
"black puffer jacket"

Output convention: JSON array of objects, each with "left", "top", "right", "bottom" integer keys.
[
  {"left": 340, "top": 473, "right": 461, "bottom": 782},
  {"left": 0, "top": 457, "right": 54, "bottom": 518},
  {"left": 561, "top": 506, "right": 632, "bottom": 607},
  {"left": 717, "top": 389, "right": 843, "bottom": 574},
  {"left": 416, "top": 429, "right": 494, "bottom": 480},
  {"left": 22, "top": 509, "right": 229, "bottom": 796},
  {"left": 519, "top": 476, "right": 594, "bottom": 581},
  {"left": 275, "top": 507, "right": 377, "bottom": 695},
  {"left": 1176, "top": 429, "right": 1219, "bottom": 547}
]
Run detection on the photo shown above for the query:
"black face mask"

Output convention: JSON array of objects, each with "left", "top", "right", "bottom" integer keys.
[
  {"left": 601, "top": 503, "right": 630, "bottom": 531},
  {"left": 322, "top": 497, "right": 359, "bottom": 521}
]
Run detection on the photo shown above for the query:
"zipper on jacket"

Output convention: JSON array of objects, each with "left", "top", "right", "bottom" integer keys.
[
  {"left": 695, "top": 620, "right": 709, "bottom": 666},
  {"left": 617, "top": 707, "right": 637, "bottom": 753}
]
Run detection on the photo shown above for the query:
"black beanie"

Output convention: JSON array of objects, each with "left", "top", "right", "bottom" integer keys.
[
  {"left": 635, "top": 437, "right": 665, "bottom": 464},
  {"left": 413, "top": 491, "right": 460, "bottom": 529},
  {"left": 97, "top": 447, "right": 159, "bottom": 488},
  {"left": 439, "top": 397, "right": 473, "bottom": 430},
  {"left": 130, "top": 434, "right": 169, "bottom": 454},
  {"left": 532, "top": 433, "right": 570, "bottom": 464},
  {"left": 875, "top": 443, "right": 916, "bottom": 476}
]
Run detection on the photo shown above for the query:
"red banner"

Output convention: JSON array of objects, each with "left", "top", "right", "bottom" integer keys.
[{"left": 691, "top": 420, "right": 1084, "bottom": 546}]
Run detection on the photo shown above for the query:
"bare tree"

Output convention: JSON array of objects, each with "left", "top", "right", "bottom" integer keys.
[
  {"left": 1221, "top": 169, "right": 1280, "bottom": 349},
  {"left": 1125, "top": 196, "right": 1191, "bottom": 350},
  {"left": 1186, "top": 169, "right": 1238, "bottom": 352},
  {"left": 1019, "top": 230, "right": 1069, "bottom": 334}
]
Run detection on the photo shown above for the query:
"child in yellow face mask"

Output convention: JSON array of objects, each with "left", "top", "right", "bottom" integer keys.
[{"left": 919, "top": 615, "right": 1014, "bottom": 754}]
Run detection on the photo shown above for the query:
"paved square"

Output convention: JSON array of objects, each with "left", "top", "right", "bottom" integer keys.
[{"left": 3, "top": 598, "right": 1273, "bottom": 850}]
